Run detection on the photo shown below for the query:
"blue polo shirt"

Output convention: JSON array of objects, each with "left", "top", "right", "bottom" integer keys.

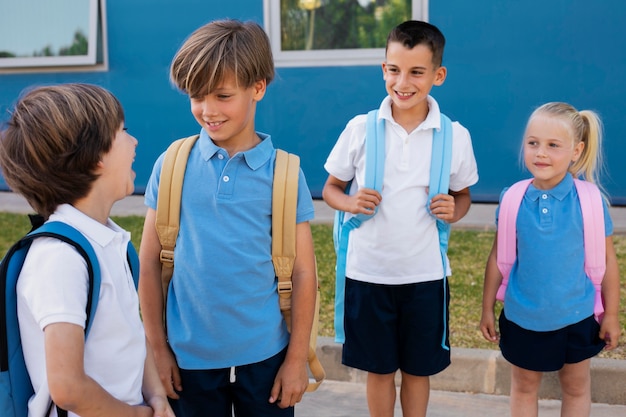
[
  {"left": 145, "top": 129, "right": 315, "bottom": 369},
  {"left": 497, "top": 173, "right": 613, "bottom": 331}
]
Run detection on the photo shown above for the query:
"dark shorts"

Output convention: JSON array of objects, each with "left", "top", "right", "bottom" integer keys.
[
  {"left": 499, "top": 310, "right": 605, "bottom": 372},
  {"left": 342, "top": 278, "right": 451, "bottom": 376},
  {"left": 170, "top": 347, "right": 293, "bottom": 417}
]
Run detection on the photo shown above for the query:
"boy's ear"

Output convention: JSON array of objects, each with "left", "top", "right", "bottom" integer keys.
[
  {"left": 253, "top": 79, "right": 267, "bottom": 101},
  {"left": 433, "top": 65, "right": 447, "bottom": 86}
]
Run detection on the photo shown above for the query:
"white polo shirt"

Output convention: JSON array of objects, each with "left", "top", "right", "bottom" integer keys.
[
  {"left": 17, "top": 204, "right": 145, "bottom": 417},
  {"left": 325, "top": 96, "right": 479, "bottom": 285}
]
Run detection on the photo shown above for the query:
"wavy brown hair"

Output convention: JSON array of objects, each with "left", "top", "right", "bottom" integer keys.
[{"left": 0, "top": 83, "right": 124, "bottom": 218}]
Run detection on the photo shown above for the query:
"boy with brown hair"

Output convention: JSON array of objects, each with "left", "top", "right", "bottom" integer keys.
[
  {"left": 0, "top": 83, "right": 174, "bottom": 417},
  {"left": 323, "top": 20, "right": 479, "bottom": 417},
  {"left": 138, "top": 19, "right": 317, "bottom": 416}
]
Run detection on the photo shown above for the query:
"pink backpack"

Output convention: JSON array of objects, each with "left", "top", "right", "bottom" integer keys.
[{"left": 496, "top": 178, "right": 606, "bottom": 322}]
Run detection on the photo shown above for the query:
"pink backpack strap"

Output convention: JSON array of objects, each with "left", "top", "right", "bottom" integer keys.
[
  {"left": 496, "top": 179, "right": 533, "bottom": 301},
  {"left": 573, "top": 179, "right": 606, "bottom": 322}
]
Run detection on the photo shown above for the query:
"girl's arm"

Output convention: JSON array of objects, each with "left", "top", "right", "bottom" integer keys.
[
  {"left": 322, "top": 175, "right": 381, "bottom": 215},
  {"left": 599, "top": 236, "right": 621, "bottom": 350},
  {"left": 45, "top": 323, "right": 153, "bottom": 417},
  {"left": 138, "top": 208, "right": 182, "bottom": 399},
  {"left": 270, "top": 221, "right": 317, "bottom": 409},
  {"left": 480, "top": 234, "right": 503, "bottom": 343}
]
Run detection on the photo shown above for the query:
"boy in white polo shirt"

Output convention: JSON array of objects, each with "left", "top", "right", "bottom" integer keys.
[
  {"left": 323, "top": 20, "right": 478, "bottom": 417},
  {"left": 0, "top": 83, "right": 173, "bottom": 416}
]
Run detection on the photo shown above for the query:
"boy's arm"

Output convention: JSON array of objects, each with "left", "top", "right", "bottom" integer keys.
[
  {"left": 599, "top": 236, "right": 621, "bottom": 350},
  {"left": 322, "top": 175, "right": 381, "bottom": 214},
  {"left": 142, "top": 339, "right": 176, "bottom": 416},
  {"left": 138, "top": 208, "right": 182, "bottom": 399},
  {"left": 429, "top": 187, "right": 471, "bottom": 223},
  {"left": 479, "top": 235, "right": 503, "bottom": 344},
  {"left": 270, "top": 221, "right": 317, "bottom": 409},
  {"left": 45, "top": 323, "right": 153, "bottom": 417}
]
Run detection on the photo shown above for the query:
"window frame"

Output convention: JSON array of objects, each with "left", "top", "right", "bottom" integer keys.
[
  {"left": 263, "top": 0, "right": 428, "bottom": 68},
  {"left": 0, "top": 0, "right": 108, "bottom": 73}
]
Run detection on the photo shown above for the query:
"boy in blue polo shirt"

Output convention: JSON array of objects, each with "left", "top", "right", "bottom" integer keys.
[
  {"left": 138, "top": 19, "right": 317, "bottom": 417},
  {"left": 323, "top": 20, "right": 478, "bottom": 417}
]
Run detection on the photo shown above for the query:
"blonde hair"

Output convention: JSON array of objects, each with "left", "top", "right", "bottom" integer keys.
[
  {"left": 528, "top": 102, "right": 604, "bottom": 186},
  {"left": 170, "top": 19, "right": 274, "bottom": 98}
]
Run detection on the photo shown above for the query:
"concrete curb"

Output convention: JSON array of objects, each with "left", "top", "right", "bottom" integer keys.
[{"left": 315, "top": 337, "right": 626, "bottom": 405}]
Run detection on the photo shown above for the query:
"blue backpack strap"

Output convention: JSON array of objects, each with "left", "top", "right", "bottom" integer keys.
[
  {"left": 126, "top": 241, "right": 140, "bottom": 289},
  {"left": 0, "top": 221, "right": 100, "bottom": 417},
  {"left": 333, "top": 109, "right": 385, "bottom": 343},
  {"left": 428, "top": 113, "right": 453, "bottom": 350},
  {"left": 26, "top": 222, "right": 101, "bottom": 336}
]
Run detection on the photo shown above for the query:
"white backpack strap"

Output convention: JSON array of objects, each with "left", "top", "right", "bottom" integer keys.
[
  {"left": 496, "top": 179, "right": 533, "bottom": 301},
  {"left": 573, "top": 179, "right": 606, "bottom": 322}
]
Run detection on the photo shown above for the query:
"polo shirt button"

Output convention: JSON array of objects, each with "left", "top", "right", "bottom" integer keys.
[
  {"left": 218, "top": 154, "right": 224, "bottom": 160},
  {"left": 541, "top": 194, "right": 548, "bottom": 199},
  {"left": 223, "top": 176, "right": 230, "bottom": 182},
  {"left": 542, "top": 208, "right": 548, "bottom": 214}
]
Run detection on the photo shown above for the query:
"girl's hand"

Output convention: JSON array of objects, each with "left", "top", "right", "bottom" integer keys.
[
  {"left": 480, "top": 310, "right": 499, "bottom": 343},
  {"left": 599, "top": 314, "right": 621, "bottom": 351}
]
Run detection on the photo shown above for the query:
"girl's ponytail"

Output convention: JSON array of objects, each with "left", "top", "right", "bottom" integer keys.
[{"left": 569, "top": 109, "right": 603, "bottom": 187}]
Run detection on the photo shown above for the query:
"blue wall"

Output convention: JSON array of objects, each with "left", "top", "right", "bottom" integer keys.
[{"left": 1, "top": 0, "right": 625, "bottom": 204}]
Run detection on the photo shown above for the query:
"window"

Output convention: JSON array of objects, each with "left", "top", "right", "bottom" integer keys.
[
  {"left": 264, "top": 0, "right": 427, "bottom": 67},
  {"left": 0, "top": 0, "right": 106, "bottom": 71}
]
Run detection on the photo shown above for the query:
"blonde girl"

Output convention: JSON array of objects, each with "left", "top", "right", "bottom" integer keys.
[{"left": 480, "top": 102, "right": 621, "bottom": 417}]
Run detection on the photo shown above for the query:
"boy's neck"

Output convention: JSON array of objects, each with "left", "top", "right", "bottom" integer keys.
[
  {"left": 216, "top": 132, "right": 262, "bottom": 157},
  {"left": 391, "top": 100, "right": 430, "bottom": 133}
]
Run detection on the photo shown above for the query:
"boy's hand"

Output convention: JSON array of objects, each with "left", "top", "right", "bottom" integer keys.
[
  {"left": 269, "top": 359, "right": 308, "bottom": 408},
  {"left": 429, "top": 193, "right": 455, "bottom": 221},
  {"left": 479, "top": 310, "right": 499, "bottom": 343},
  {"left": 348, "top": 188, "right": 381, "bottom": 215},
  {"left": 599, "top": 314, "right": 621, "bottom": 351},
  {"left": 146, "top": 395, "right": 176, "bottom": 417},
  {"left": 153, "top": 344, "right": 182, "bottom": 399}
]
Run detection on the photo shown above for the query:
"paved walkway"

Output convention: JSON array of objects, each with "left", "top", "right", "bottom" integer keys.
[{"left": 2, "top": 191, "right": 626, "bottom": 414}]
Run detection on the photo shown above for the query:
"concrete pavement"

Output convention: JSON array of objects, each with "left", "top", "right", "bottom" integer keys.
[{"left": 2, "top": 191, "right": 626, "bottom": 414}]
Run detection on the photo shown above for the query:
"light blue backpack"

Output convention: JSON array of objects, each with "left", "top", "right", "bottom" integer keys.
[
  {"left": 333, "top": 110, "right": 453, "bottom": 349},
  {"left": 0, "top": 220, "right": 139, "bottom": 417}
]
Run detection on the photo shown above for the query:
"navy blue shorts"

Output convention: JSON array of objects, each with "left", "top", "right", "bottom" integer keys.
[
  {"left": 342, "top": 278, "right": 450, "bottom": 376},
  {"left": 499, "top": 310, "right": 605, "bottom": 372},
  {"left": 170, "top": 347, "right": 293, "bottom": 417}
]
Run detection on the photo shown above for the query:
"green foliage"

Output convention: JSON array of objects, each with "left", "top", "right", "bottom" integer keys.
[{"left": 280, "top": 0, "right": 411, "bottom": 51}]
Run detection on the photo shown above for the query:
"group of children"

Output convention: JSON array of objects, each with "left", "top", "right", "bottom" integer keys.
[{"left": 0, "top": 17, "right": 620, "bottom": 417}]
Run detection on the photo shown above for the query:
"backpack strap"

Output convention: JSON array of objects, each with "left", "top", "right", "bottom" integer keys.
[
  {"left": 574, "top": 179, "right": 606, "bottom": 322},
  {"left": 272, "top": 149, "right": 325, "bottom": 392},
  {"left": 495, "top": 179, "right": 533, "bottom": 301},
  {"left": 495, "top": 178, "right": 606, "bottom": 322},
  {"left": 428, "top": 113, "right": 454, "bottom": 351},
  {"left": 156, "top": 135, "right": 199, "bottom": 302},
  {"left": 333, "top": 109, "right": 385, "bottom": 343},
  {"left": 0, "top": 221, "right": 101, "bottom": 417}
]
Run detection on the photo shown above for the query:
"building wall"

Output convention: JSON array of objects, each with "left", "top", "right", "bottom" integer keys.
[{"left": 1, "top": 0, "right": 625, "bottom": 204}]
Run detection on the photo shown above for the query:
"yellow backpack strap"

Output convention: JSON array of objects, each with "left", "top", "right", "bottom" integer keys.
[
  {"left": 155, "top": 134, "right": 199, "bottom": 302},
  {"left": 271, "top": 149, "right": 325, "bottom": 392}
]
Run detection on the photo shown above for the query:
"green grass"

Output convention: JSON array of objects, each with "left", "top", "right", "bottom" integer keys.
[{"left": 2, "top": 213, "right": 625, "bottom": 359}]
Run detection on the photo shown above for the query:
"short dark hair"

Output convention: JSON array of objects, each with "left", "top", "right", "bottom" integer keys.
[
  {"left": 170, "top": 19, "right": 275, "bottom": 98},
  {"left": 386, "top": 20, "right": 446, "bottom": 67},
  {"left": 0, "top": 83, "right": 124, "bottom": 218}
]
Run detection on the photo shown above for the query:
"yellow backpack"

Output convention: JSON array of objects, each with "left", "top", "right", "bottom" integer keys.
[{"left": 155, "top": 135, "right": 324, "bottom": 391}]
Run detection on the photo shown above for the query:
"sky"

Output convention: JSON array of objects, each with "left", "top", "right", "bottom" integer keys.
[{"left": 0, "top": 0, "right": 91, "bottom": 56}]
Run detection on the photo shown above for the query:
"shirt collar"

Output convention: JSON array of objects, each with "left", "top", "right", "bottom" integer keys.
[
  {"left": 198, "top": 129, "right": 274, "bottom": 170},
  {"left": 526, "top": 172, "right": 574, "bottom": 201},
  {"left": 50, "top": 204, "right": 128, "bottom": 248},
  {"left": 379, "top": 95, "right": 442, "bottom": 132}
]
